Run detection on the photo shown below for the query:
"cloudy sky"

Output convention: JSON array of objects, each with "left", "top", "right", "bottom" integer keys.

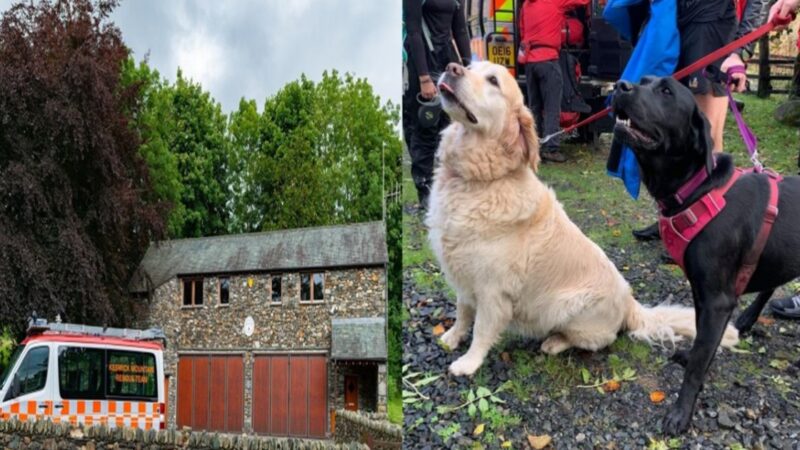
[{"left": 0, "top": 0, "right": 402, "bottom": 113}]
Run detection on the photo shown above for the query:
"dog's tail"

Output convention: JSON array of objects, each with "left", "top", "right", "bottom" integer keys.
[{"left": 624, "top": 295, "right": 739, "bottom": 349}]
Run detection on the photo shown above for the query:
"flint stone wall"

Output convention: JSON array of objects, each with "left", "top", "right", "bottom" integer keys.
[
  {"left": 333, "top": 411, "right": 401, "bottom": 449},
  {"left": 142, "top": 267, "right": 386, "bottom": 431},
  {"left": 0, "top": 419, "right": 368, "bottom": 450}
]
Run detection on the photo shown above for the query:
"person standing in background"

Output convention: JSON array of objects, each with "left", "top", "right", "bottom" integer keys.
[
  {"left": 403, "top": 0, "right": 471, "bottom": 210},
  {"left": 519, "top": 0, "right": 590, "bottom": 163}
]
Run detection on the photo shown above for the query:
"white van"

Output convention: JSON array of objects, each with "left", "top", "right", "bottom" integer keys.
[{"left": 0, "top": 319, "right": 166, "bottom": 430}]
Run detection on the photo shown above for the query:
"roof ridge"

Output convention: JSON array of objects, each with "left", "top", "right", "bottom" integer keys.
[{"left": 149, "top": 220, "right": 385, "bottom": 247}]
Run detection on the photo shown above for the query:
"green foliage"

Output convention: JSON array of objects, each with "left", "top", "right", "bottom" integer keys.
[
  {"left": 123, "top": 61, "right": 230, "bottom": 238},
  {"left": 0, "top": 329, "right": 15, "bottom": 373},
  {"left": 228, "top": 71, "right": 401, "bottom": 231}
]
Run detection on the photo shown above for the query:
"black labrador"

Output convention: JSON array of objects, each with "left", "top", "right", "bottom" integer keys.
[{"left": 611, "top": 76, "right": 800, "bottom": 434}]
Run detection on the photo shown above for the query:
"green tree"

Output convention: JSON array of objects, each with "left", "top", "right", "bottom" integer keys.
[
  {"left": 121, "top": 59, "right": 184, "bottom": 235},
  {"left": 123, "top": 61, "right": 230, "bottom": 238}
]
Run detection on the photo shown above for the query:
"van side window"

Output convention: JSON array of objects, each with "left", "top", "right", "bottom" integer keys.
[
  {"left": 58, "top": 347, "right": 105, "bottom": 399},
  {"left": 3, "top": 346, "right": 48, "bottom": 402},
  {"left": 106, "top": 350, "right": 157, "bottom": 400}
]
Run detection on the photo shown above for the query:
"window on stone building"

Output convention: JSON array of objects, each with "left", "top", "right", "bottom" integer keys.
[
  {"left": 300, "top": 272, "right": 324, "bottom": 302},
  {"left": 271, "top": 274, "right": 281, "bottom": 303},
  {"left": 182, "top": 278, "right": 204, "bottom": 306},
  {"left": 219, "top": 278, "right": 230, "bottom": 305}
]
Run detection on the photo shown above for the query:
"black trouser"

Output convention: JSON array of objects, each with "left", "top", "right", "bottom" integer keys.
[
  {"left": 525, "top": 60, "right": 563, "bottom": 152},
  {"left": 402, "top": 52, "right": 450, "bottom": 204}
]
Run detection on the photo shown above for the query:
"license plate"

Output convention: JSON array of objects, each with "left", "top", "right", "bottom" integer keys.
[{"left": 487, "top": 41, "right": 515, "bottom": 67}]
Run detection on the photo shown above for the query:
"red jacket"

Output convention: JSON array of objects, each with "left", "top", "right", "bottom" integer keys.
[{"left": 519, "top": 0, "right": 590, "bottom": 63}]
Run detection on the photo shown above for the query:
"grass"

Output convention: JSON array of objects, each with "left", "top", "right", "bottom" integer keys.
[{"left": 387, "top": 377, "right": 403, "bottom": 424}]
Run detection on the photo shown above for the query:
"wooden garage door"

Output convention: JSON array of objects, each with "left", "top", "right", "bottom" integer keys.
[
  {"left": 176, "top": 354, "right": 244, "bottom": 432},
  {"left": 252, "top": 354, "right": 327, "bottom": 438}
]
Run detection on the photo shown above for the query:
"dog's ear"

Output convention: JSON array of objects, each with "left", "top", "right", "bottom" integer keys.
[
  {"left": 516, "top": 105, "right": 540, "bottom": 172},
  {"left": 691, "top": 105, "right": 715, "bottom": 176}
]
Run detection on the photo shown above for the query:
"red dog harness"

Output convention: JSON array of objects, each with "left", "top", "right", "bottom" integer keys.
[{"left": 659, "top": 168, "right": 782, "bottom": 296}]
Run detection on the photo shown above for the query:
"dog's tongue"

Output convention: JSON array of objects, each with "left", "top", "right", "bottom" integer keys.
[{"left": 439, "top": 82, "right": 455, "bottom": 95}]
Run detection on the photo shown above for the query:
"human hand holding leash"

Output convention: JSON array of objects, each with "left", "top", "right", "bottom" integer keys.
[
  {"left": 721, "top": 53, "right": 747, "bottom": 92},
  {"left": 419, "top": 75, "right": 437, "bottom": 99},
  {"left": 768, "top": 0, "right": 799, "bottom": 29}
]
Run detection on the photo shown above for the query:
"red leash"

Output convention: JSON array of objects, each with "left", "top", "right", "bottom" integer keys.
[{"left": 540, "top": 15, "right": 794, "bottom": 143}]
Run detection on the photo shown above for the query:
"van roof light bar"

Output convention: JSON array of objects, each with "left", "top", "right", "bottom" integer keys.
[{"left": 27, "top": 317, "right": 166, "bottom": 342}]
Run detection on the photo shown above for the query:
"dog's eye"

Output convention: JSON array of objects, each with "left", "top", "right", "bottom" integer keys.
[
  {"left": 487, "top": 75, "right": 499, "bottom": 87},
  {"left": 661, "top": 86, "right": 672, "bottom": 96}
]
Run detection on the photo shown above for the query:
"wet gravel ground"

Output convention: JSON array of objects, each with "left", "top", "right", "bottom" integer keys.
[{"left": 403, "top": 204, "right": 800, "bottom": 450}]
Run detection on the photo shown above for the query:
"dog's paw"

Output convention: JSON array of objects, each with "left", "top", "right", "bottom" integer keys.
[
  {"left": 662, "top": 406, "right": 691, "bottom": 435},
  {"left": 449, "top": 355, "right": 483, "bottom": 377},
  {"left": 540, "top": 334, "right": 571, "bottom": 355},
  {"left": 670, "top": 350, "right": 689, "bottom": 368},
  {"left": 440, "top": 327, "right": 462, "bottom": 351}
]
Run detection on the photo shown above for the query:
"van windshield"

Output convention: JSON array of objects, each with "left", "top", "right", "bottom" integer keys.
[{"left": 0, "top": 345, "right": 24, "bottom": 390}]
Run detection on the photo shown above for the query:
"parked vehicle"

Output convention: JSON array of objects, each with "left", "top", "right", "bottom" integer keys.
[
  {"left": 465, "top": 0, "right": 632, "bottom": 146},
  {"left": 0, "top": 319, "right": 166, "bottom": 430}
]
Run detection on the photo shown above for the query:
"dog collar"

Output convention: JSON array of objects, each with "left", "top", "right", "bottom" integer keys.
[{"left": 656, "top": 160, "right": 716, "bottom": 212}]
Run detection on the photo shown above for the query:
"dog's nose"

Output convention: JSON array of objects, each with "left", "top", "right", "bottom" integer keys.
[
  {"left": 446, "top": 63, "right": 464, "bottom": 77},
  {"left": 616, "top": 80, "right": 633, "bottom": 93}
]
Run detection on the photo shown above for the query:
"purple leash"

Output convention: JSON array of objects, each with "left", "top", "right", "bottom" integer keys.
[{"left": 726, "top": 65, "right": 764, "bottom": 172}]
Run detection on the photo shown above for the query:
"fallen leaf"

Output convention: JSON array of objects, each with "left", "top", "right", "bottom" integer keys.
[
  {"left": 650, "top": 390, "right": 666, "bottom": 404},
  {"left": 757, "top": 316, "right": 776, "bottom": 326},
  {"left": 500, "top": 352, "right": 511, "bottom": 363},
  {"left": 501, "top": 441, "right": 512, "bottom": 448},
  {"left": 527, "top": 434, "right": 552, "bottom": 449},
  {"left": 432, "top": 324, "right": 445, "bottom": 336},
  {"left": 603, "top": 380, "right": 621, "bottom": 392},
  {"left": 611, "top": 229, "right": 622, "bottom": 237},
  {"left": 473, "top": 423, "right": 485, "bottom": 436}
]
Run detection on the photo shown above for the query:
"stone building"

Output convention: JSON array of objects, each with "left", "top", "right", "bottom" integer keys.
[{"left": 129, "top": 222, "right": 388, "bottom": 438}]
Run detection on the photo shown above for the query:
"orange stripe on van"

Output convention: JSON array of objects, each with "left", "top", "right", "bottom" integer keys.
[
  {"left": 45, "top": 401, "right": 53, "bottom": 416},
  {"left": 61, "top": 401, "right": 69, "bottom": 415},
  {"left": 152, "top": 403, "right": 159, "bottom": 413},
  {"left": 76, "top": 401, "right": 85, "bottom": 415},
  {"left": 130, "top": 418, "right": 139, "bottom": 429},
  {"left": 144, "top": 419, "right": 152, "bottom": 430},
  {"left": 138, "top": 403, "right": 146, "bottom": 414},
  {"left": 100, "top": 416, "right": 108, "bottom": 425},
  {"left": 52, "top": 416, "right": 61, "bottom": 424},
  {"left": 69, "top": 416, "right": 77, "bottom": 425},
  {"left": 84, "top": 416, "right": 93, "bottom": 426},
  {"left": 107, "top": 401, "right": 116, "bottom": 414},
  {"left": 115, "top": 417, "right": 124, "bottom": 428},
  {"left": 123, "top": 402, "right": 131, "bottom": 414},
  {"left": 10, "top": 403, "right": 19, "bottom": 414},
  {"left": 18, "top": 413, "right": 27, "bottom": 422},
  {"left": 93, "top": 401, "right": 101, "bottom": 414},
  {"left": 26, "top": 401, "right": 36, "bottom": 415}
]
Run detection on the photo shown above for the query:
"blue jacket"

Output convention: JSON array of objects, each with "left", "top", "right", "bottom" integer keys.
[{"left": 604, "top": 0, "right": 679, "bottom": 198}]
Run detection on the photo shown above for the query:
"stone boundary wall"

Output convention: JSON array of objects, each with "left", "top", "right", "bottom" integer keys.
[
  {"left": 333, "top": 410, "right": 402, "bottom": 449},
  {"left": 0, "top": 419, "right": 368, "bottom": 450}
]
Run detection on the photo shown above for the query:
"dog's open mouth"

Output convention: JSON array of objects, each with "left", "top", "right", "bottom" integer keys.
[
  {"left": 439, "top": 82, "right": 478, "bottom": 124},
  {"left": 614, "top": 109, "right": 656, "bottom": 146}
]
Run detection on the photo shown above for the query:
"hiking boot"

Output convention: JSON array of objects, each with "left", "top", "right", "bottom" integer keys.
[
  {"left": 541, "top": 150, "right": 567, "bottom": 163},
  {"left": 770, "top": 295, "right": 800, "bottom": 319},
  {"left": 632, "top": 222, "right": 660, "bottom": 241}
]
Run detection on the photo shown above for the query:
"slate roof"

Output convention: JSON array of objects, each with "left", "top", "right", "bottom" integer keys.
[
  {"left": 130, "top": 221, "right": 387, "bottom": 293},
  {"left": 330, "top": 317, "right": 387, "bottom": 361}
]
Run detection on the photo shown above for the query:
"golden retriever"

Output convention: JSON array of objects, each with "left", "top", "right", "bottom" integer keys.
[{"left": 427, "top": 61, "right": 738, "bottom": 377}]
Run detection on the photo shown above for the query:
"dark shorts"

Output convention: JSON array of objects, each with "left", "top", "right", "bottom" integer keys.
[{"left": 678, "top": 19, "right": 736, "bottom": 97}]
